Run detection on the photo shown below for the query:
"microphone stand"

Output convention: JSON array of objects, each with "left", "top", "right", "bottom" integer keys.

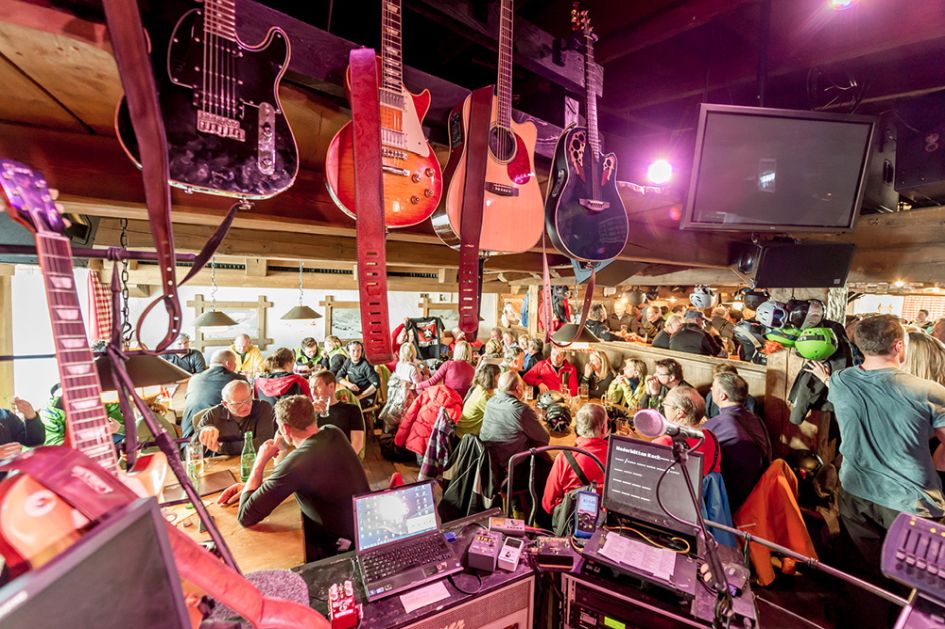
[
  {"left": 505, "top": 445, "right": 605, "bottom": 519},
  {"left": 670, "top": 437, "right": 733, "bottom": 628}
]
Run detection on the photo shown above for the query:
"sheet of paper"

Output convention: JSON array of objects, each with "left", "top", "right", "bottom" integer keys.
[
  {"left": 399, "top": 580, "right": 451, "bottom": 614},
  {"left": 598, "top": 532, "right": 676, "bottom": 581}
]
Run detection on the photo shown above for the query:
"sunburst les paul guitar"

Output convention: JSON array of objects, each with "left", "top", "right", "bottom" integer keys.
[
  {"left": 115, "top": 0, "right": 298, "bottom": 199},
  {"left": 0, "top": 160, "right": 168, "bottom": 575},
  {"left": 432, "top": 0, "right": 544, "bottom": 254},
  {"left": 324, "top": 0, "right": 442, "bottom": 228}
]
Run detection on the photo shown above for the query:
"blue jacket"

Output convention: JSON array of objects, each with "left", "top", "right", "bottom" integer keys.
[{"left": 702, "top": 472, "right": 737, "bottom": 548}]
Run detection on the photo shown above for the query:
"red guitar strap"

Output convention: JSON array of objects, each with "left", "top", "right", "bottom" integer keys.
[
  {"left": 348, "top": 48, "right": 393, "bottom": 365},
  {"left": 101, "top": 0, "right": 180, "bottom": 352},
  {"left": 457, "top": 86, "right": 495, "bottom": 339}
]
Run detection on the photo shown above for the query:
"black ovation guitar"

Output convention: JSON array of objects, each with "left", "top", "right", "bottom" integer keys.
[
  {"left": 115, "top": 0, "right": 298, "bottom": 199},
  {"left": 544, "top": 5, "right": 628, "bottom": 262}
]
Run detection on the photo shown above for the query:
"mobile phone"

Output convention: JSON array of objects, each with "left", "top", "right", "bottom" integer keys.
[{"left": 574, "top": 490, "right": 600, "bottom": 539}]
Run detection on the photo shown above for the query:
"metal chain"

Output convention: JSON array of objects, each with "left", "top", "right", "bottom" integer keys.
[
  {"left": 118, "top": 219, "right": 132, "bottom": 345},
  {"left": 297, "top": 260, "right": 304, "bottom": 306},
  {"left": 209, "top": 257, "right": 218, "bottom": 305}
]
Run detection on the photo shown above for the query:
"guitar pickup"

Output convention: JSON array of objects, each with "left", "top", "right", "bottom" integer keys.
[
  {"left": 579, "top": 198, "right": 610, "bottom": 211},
  {"left": 257, "top": 102, "right": 275, "bottom": 175},
  {"left": 485, "top": 182, "right": 518, "bottom": 197}
]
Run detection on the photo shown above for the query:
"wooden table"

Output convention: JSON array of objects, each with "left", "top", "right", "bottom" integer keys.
[{"left": 164, "top": 456, "right": 304, "bottom": 573}]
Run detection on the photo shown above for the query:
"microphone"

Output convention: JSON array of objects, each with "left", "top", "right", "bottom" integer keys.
[{"left": 634, "top": 409, "right": 704, "bottom": 440}]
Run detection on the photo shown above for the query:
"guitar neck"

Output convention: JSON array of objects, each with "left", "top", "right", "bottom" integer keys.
[
  {"left": 380, "top": 0, "right": 404, "bottom": 93},
  {"left": 584, "top": 32, "right": 600, "bottom": 157},
  {"left": 204, "top": 0, "right": 237, "bottom": 41},
  {"left": 496, "top": 0, "right": 514, "bottom": 130},
  {"left": 35, "top": 233, "right": 119, "bottom": 475}
]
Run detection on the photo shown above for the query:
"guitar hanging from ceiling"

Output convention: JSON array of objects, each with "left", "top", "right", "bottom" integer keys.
[
  {"left": 544, "top": 3, "right": 628, "bottom": 263},
  {"left": 114, "top": 0, "right": 299, "bottom": 199},
  {"left": 432, "top": 0, "right": 545, "bottom": 255},
  {"left": 325, "top": 0, "right": 442, "bottom": 227}
]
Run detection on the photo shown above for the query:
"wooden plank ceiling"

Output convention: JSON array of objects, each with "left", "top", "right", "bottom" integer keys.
[{"left": 0, "top": 0, "right": 944, "bottom": 290}]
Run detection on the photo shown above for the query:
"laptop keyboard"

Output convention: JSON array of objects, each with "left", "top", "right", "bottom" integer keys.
[{"left": 361, "top": 535, "right": 453, "bottom": 582}]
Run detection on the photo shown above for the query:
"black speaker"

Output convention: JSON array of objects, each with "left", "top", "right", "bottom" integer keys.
[
  {"left": 736, "top": 241, "right": 855, "bottom": 288},
  {"left": 895, "top": 91, "right": 945, "bottom": 203}
]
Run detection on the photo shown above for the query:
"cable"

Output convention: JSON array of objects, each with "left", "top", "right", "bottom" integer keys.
[
  {"left": 605, "top": 525, "right": 691, "bottom": 555},
  {"left": 654, "top": 436, "right": 704, "bottom": 532},
  {"left": 448, "top": 572, "right": 482, "bottom": 595}
]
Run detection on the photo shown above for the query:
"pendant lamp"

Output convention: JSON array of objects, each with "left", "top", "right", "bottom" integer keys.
[
  {"left": 194, "top": 258, "right": 237, "bottom": 327},
  {"left": 281, "top": 261, "right": 322, "bottom": 320},
  {"left": 551, "top": 323, "right": 601, "bottom": 349}
]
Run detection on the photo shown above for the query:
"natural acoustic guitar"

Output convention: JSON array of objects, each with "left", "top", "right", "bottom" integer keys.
[
  {"left": 115, "top": 0, "right": 298, "bottom": 199},
  {"left": 544, "top": 5, "right": 628, "bottom": 262},
  {"left": 0, "top": 160, "right": 168, "bottom": 575},
  {"left": 324, "top": 0, "right": 442, "bottom": 228},
  {"left": 432, "top": 0, "right": 544, "bottom": 254}
]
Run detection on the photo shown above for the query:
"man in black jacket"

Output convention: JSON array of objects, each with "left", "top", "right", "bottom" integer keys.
[
  {"left": 160, "top": 333, "right": 207, "bottom": 375},
  {"left": 182, "top": 349, "right": 246, "bottom": 440},
  {"left": 228, "top": 395, "right": 370, "bottom": 561},
  {"left": 585, "top": 304, "right": 623, "bottom": 342},
  {"left": 652, "top": 315, "right": 683, "bottom": 349},
  {"left": 196, "top": 380, "right": 275, "bottom": 455},
  {"left": 669, "top": 311, "right": 725, "bottom": 356},
  {"left": 337, "top": 341, "right": 380, "bottom": 408}
]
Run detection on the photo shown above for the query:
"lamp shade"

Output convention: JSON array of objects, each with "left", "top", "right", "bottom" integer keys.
[
  {"left": 281, "top": 305, "right": 322, "bottom": 320},
  {"left": 551, "top": 324, "right": 601, "bottom": 346},
  {"left": 96, "top": 354, "right": 192, "bottom": 392},
  {"left": 194, "top": 310, "right": 238, "bottom": 327}
]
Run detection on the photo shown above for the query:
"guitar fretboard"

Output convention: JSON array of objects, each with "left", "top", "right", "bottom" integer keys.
[
  {"left": 583, "top": 31, "right": 601, "bottom": 157},
  {"left": 204, "top": 0, "right": 237, "bottom": 41},
  {"left": 496, "top": 0, "right": 514, "bottom": 130},
  {"left": 381, "top": 0, "right": 404, "bottom": 93},
  {"left": 36, "top": 233, "right": 119, "bottom": 475}
]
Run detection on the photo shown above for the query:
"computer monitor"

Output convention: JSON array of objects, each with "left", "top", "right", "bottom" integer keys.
[
  {"left": 353, "top": 480, "right": 439, "bottom": 552},
  {"left": 603, "top": 435, "right": 703, "bottom": 536},
  {"left": 683, "top": 103, "right": 876, "bottom": 233},
  {"left": 0, "top": 497, "right": 190, "bottom": 629}
]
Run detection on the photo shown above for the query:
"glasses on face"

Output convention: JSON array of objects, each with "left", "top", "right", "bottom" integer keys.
[
  {"left": 225, "top": 398, "right": 253, "bottom": 408},
  {"left": 656, "top": 372, "right": 671, "bottom": 378}
]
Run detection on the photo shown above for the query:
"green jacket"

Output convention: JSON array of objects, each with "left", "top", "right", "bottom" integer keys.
[
  {"left": 294, "top": 346, "right": 323, "bottom": 371},
  {"left": 606, "top": 378, "right": 647, "bottom": 410},
  {"left": 42, "top": 397, "right": 125, "bottom": 446}
]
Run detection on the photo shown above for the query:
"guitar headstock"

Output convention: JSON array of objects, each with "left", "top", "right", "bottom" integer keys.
[
  {"left": 0, "top": 159, "right": 66, "bottom": 236},
  {"left": 570, "top": 3, "right": 593, "bottom": 37}
]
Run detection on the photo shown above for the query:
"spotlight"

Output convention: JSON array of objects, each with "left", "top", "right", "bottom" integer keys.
[
  {"left": 646, "top": 159, "right": 673, "bottom": 185},
  {"left": 829, "top": 0, "right": 856, "bottom": 9},
  {"left": 894, "top": 279, "right": 905, "bottom": 288}
]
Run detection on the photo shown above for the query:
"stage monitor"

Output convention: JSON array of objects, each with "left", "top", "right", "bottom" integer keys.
[
  {"left": 683, "top": 104, "right": 876, "bottom": 233},
  {"left": 0, "top": 497, "right": 190, "bottom": 629},
  {"left": 603, "top": 435, "right": 703, "bottom": 536}
]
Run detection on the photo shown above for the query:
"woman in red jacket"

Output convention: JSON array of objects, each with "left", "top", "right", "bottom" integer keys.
[
  {"left": 254, "top": 347, "right": 312, "bottom": 406},
  {"left": 414, "top": 341, "right": 476, "bottom": 398},
  {"left": 394, "top": 384, "right": 464, "bottom": 457}
]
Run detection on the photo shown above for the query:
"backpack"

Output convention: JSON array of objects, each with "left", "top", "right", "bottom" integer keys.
[{"left": 551, "top": 452, "right": 596, "bottom": 536}]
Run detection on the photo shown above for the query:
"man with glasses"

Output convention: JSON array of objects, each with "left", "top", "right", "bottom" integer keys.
[
  {"left": 196, "top": 380, "right": 275, "bottom": 455},
  {"left": 641, "top": 358, "right": 691, "bottom": 411}
]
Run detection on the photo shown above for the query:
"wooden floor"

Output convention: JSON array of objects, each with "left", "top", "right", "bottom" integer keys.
[{"left": 362, "top": 429, "right": 420, "bottom": 491}]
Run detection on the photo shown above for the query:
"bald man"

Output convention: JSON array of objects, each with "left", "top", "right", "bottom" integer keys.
[
  {"left": 182, "top": 349, "right": 246, "bottom": 440},
  {"left": 230, "top": 333, "right": 265, "bottom": 376},
  {"left": 480, "top": 372, "right": 550, "bottom": 477},
  {"left": 196, "top": 380, "right": 275, "bottom": 456}
]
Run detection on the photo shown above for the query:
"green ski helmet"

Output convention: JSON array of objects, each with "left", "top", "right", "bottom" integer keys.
[
  {"left": 765, "top": 326, "right": 800, "bottom": 348},
  {"left": 795, "top": 327, "right": 839, "bottom": 361}
]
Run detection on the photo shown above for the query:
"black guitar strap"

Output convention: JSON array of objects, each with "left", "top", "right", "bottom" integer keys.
[{"left": 541, "top": 235, "right": 596, "bottom": 347}]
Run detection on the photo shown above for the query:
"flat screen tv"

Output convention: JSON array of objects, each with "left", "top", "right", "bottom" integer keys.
[{"left": 682, "top": 104, "right": 876, "bottom": 232}]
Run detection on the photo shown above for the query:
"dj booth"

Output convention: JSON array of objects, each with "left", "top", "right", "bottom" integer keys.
[{"left": 293, "top": 434, "right": 761, "bottom": 628}]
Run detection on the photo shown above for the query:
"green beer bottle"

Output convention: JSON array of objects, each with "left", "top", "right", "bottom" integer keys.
[{"left": 240, "top": 430, "right": 256, "bottom": 482}]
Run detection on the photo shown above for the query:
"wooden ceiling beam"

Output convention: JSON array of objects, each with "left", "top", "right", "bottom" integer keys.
[
  {"left": 407, "top": 0, "right": 602, "bottom": 97},
  {"left": 596, "top": 0, "right": 754, "bottom": 65},
  {"left": 609, "top": 1, "right": 945, "bottom": 112}
]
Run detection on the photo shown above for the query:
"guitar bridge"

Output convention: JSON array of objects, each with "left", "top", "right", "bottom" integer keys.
[
  {"left": 579, "top": 198, "right": 610, "bottom": 212},
  {"left": 197, "top": 110, "right": 245, "bottom": 142},
  {"left": 485, "top": 182, "right": 519, "bottom": 197},
  {"left": 257, "top": 102, "right": 276, "bottom": 175}
]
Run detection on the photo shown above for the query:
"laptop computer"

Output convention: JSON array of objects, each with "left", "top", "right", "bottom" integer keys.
[{"left": 353, "top": 480, "right": 462, "bottom": 602}]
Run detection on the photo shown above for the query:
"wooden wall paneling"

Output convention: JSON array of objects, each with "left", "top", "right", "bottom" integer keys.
[{"left": 0, "top": 52, "right": 86, "bottom": 131}]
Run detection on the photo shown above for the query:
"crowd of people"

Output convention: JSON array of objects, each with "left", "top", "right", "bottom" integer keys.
[{"left": 3, "top": 302, "right": 945, "bottom": 607}]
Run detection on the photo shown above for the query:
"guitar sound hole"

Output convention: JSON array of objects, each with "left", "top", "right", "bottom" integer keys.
[{"left": 489, "top": 126, "right": 516, "bottom": 162}]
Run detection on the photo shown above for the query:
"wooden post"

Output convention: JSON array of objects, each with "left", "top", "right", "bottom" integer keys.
[
  {"left": 527, "top": 284, "right": 539, "bottom": 338},
  {"left": 0, "top": 265, "right": 14, "bottom": 408}
]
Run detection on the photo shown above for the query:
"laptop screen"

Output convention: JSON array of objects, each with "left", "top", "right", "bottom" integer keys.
[{"left": 354, "top": 481, "right": 439, "bottom": 551}]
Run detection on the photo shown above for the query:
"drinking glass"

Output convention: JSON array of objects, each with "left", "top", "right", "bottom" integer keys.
[
  {"left": 579, "top": 384, "right": 589, "bottom": 401},
  {"left": 319, "top": 395, "right": 331, "bottom": 418}
]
